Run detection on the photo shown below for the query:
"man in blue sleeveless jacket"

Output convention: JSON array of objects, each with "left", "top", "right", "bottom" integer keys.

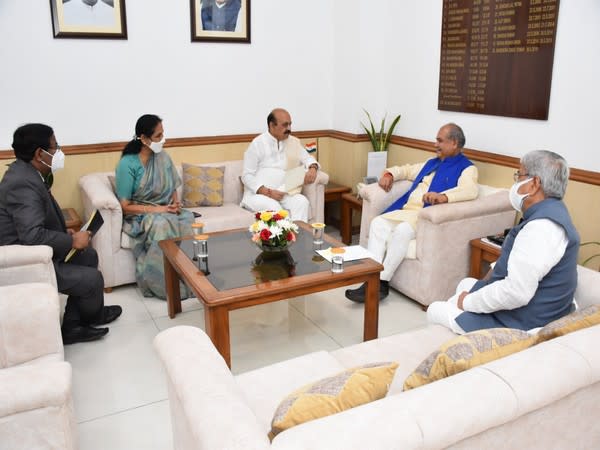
[
  {"left": 427, "top": 150, "right": 579, "bottom": 333},
  {"left": 346, "top": 123, "right": 479, "bottom": 303}
]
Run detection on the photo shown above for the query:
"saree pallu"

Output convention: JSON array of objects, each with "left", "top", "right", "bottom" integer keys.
[{"left": 122, "top": 152, "right": 194, "bottom": 299}]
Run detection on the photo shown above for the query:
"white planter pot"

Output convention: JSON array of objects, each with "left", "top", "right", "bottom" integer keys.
[{"left": 367, "top": 151, "right": 388, "bottom": 180}]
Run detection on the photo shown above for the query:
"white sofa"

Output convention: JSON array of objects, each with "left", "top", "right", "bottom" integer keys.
[
  {"left": 0, "top": 282, "right": 77, "bottom": 450},
  {"left": 154, "top": 265, "right": 600, "bottom": 450},
  {"left": 358, "top": 181, "right": 516, "bottom": 306},
  {"left": 79, "top": 160, "right": 329, "bottom": 289}
]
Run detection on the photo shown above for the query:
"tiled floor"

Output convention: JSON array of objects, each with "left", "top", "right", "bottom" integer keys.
[{"left": 67, "top": 228, "right": 428, "bottom": 450}]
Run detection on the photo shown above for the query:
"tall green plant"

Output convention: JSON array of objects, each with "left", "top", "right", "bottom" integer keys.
[
  {"left": 580, "top": 241, "right": 600, "bottom": 270},
  {"left": 361, "top": 109, "right": 402, "bottom": 152}
]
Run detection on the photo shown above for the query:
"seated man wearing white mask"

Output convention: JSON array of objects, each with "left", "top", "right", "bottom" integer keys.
[
  {"left": 427, "top": 150, "right": 580, "bottom": 334},
  {"left": 241, "top": 108, "right": 319, "bottom": 222},
  {"left": 0, "top": 123, "right": 121, "bottom": 345}
]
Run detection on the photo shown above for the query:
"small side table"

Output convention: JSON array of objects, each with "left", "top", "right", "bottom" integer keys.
[
  {"left": 341, "top": 193, "right": 363, "bottom": 245},
  {"left": 469, "top": 238, "right": 501, "bottom": 279},
  {"left": 324, "top": 183, "right": 351, "bottom": 227},
  {"left": 62, "top": 208, "right": 82, "bottom": 232}
]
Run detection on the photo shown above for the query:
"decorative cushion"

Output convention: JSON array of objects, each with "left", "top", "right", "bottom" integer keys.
[
  {"left": 269, "top": 361, "right": 398, "bottom": 440},
  {"left": 181, "top": 164, "right": 225, "bottom": 207},
  {"left": 536, "top": 305, "right": 600, "bottom": 343},
  {"left": 403, "top": 328, "right": 537, "bottom": 391}
]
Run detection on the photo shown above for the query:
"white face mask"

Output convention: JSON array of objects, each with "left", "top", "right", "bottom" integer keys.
[
  {"left": 149, "top": 137, "right": 165, "bottom": 154},
  {"left": 42, "top": 148, "right": 65, "bottom": 173},
  {"left": 509, "top": 177, "right": 532, "bottom": 212}
]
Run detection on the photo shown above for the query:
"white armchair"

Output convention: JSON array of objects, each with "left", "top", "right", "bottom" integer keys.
[
  {"left": 0, "top": 282, "right": 77, "bottom": 450},
  {"left": 358, "top": 181, "right": 516, "bottom": 306},
  {"left": 0, "top": 244, "right": 57, "bottom": 288}
]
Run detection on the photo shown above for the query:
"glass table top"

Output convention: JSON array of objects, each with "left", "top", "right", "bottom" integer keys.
[{"left": 177, "top": 227, "right": 359, "bottom": 292}]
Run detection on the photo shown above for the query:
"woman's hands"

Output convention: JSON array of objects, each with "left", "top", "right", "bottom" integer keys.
[{"left": 165, "top": 201, "right": 182, "bottom": 214}]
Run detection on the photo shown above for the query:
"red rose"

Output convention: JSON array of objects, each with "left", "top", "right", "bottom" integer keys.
[
  {"left": 260, "top": 229, "right": 272, "bottom": 241},
  {"left": 255, "top": 212, "right": 261, "bottom": 220},
  {"left": 286, "top": 231, "right": 295, "bottom": 242},
  {"left": 272, "top": 213, "right": 282, "bottom": 221}
]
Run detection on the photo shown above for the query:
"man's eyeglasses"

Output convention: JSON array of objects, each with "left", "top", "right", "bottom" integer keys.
[
  {"left": 513, "top": 171, "right": 530, "bottom": 182},
  {"left": 43, "top": 145, "right": 62, "bottom": 156}
]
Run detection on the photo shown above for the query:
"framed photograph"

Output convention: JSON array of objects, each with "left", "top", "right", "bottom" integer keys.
[
  {"left": 190, "top": 0, "right": 251, "bottom": 43},
  {"left": 49, "top": 0, "right": 127, "bottom": 39}
]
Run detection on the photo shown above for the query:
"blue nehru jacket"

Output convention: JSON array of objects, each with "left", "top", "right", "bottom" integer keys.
[
  {"left": 383, "top": 153, "right": 473, "bottom": 214},
  {"left": 456, "top": 198, "right": 580, "bottom": 332}
]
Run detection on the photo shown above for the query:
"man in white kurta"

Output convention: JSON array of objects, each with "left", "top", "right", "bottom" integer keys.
[
  {"left": 346, "top": 123, "right": 479, "bottom": 303},
  {"left": 241, "top": 109, "right": 319, "bottom": 222}
]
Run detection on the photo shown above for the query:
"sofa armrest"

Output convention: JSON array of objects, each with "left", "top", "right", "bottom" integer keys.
[
  {"left": 302, "top": 170, "right": 329, "bottom": 224},
  {"left": 0, "top": 361, "right": 76, "bottom": 450},
  {"left": 575, "top": 265, "right": 600, "bottom": 309},
  {"left": 154, "top": 326, "right": 270, "bottom": 450},
  {"left": 78, "top": 173, "right": 123, "bottom": 257},
  {"left": 0, "top": 283, "right": 63, "bottom": 368},
  {"left": 417, "top": 190, "right": 513, "bottom": 225},
  {"left": 0, "top": 245, "right": 57, "bottom": 288},
  {"left": 358, "top": 180, "right": 412, "bottom": 247}
]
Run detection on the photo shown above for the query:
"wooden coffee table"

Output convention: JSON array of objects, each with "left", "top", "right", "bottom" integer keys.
[{"left": 159, "top": 222, "right": 383, "bottom": 368}]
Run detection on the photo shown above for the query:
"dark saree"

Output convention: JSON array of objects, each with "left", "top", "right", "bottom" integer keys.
[{"left": 122, "top": 152, "right": 194, "bottom": 299}]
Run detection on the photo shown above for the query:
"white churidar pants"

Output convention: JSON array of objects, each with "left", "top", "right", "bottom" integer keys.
[
  {"left": 367, "top": 216, "right": 416, "bottom": 282},
  {"left": 426, "top": 277, "right": 478, "bottom": 334},
  {"left": 242, "top": 193, "right": 310, "bottom": 222}
]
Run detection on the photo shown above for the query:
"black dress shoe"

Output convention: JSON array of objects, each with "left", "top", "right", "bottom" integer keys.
[
  {"left": 345, "top": 283, "right": 367, "bottom": 303},
  {"left": 91, "top": 305, "right": 123, "bottom": 325},
  {"left": 62, "top": 325, "right": 109, "bottom": 345},
  {"left": 345, "top": 281, "right": 390, "bottom": 303}
]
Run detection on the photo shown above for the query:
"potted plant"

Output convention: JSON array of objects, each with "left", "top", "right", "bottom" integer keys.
[{"left": 361, "top": 109, "right": 401, "bottom": 180}]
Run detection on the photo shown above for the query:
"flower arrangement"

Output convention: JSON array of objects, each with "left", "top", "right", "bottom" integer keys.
[{"left": 249, "top": 210, "right": 299, "bottom": 250}]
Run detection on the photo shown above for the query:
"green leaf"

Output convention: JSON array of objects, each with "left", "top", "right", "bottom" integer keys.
[{"left": 361, "top": 109, "right": 401, "bottom": 152}]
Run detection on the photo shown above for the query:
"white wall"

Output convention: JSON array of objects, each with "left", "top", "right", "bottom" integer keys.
[
  {"left": 2, "top": 1, "right": 598, "bottom": 172},
  {"left": 344, "top": 0, "right": 599, "bottom": 171},
  {"left": 0, "top": 0, "right": 334, "bottom": 148}
]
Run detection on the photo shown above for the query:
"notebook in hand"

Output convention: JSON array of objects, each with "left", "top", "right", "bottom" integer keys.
[
  {"left": 65, "top": 210, "right": 104, "bottom": 262},
  {"left": 284, "top": 165, "right": 306, "bottom": 193}
]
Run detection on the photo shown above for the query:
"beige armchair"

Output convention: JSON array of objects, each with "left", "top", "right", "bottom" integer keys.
[
  {"left": 358, "top": 181, "right": 516, "bottom": 306},
  {"left": 0, "top": 282, "right": 77, "bottom": 450},
  {"left": 0, "top": 244, "right": 57, "bottom": 288}
]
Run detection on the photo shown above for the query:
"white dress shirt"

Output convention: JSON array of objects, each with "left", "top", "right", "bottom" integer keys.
[
  {"left": 463, "top": 218, "right": 568, "bottom": 313},
  {"left": 241, "top": 132, "right": 318, "bottom": 195}
]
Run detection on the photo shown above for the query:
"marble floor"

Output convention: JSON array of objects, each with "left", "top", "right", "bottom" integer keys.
[{"left": 66, "top": 229, "right": 428, "bottom": 449}]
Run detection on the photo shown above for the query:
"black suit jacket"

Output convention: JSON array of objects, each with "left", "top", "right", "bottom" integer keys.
[{"left": 0, "top": 159, "right": 72, "bottom": 261}]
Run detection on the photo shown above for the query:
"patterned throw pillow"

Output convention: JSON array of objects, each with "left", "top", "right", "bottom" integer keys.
[
  {"left": 536, "top": 305, "right": 600, "bottom": 343},
  {"left": 403, "top": 328, "right": 537, "bottom": 391},
  {"left": 181, "top": 164, "right": 225, "bottom": 207},
  {"left": 269, "top": 362, "right": 398, "bottom": 440}
]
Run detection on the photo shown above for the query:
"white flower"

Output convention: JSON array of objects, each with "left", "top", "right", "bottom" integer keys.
[{"left": 269, "top": 225, "right": 283, "bottom": 238}]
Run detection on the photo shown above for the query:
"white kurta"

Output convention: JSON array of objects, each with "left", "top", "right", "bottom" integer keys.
[
  {"left": 427, "top": 218, "right": 568, "bottom": 334},
  {"left": 241, "top": 132, "right": 318, "bottom": 222}
]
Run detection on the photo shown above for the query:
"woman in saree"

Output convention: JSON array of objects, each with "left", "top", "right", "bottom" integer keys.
[{"left": 115, "top": 114, "right": 193, "bottom": 299}]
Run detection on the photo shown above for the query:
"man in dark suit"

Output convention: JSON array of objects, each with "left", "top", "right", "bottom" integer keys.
[
  {"left": 0, "top": 123, "right": 122, "bottom": 344},
  {"left": 201, "top": 0, "right": 241, "bottom": 31}
]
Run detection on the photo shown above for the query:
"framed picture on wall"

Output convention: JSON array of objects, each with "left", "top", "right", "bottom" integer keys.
[
  {"left": 49, "top": 0, "right": 127, "bottom": 39},
  {"left": 190, "top": 0, "right": 251, "bottom": 43}
]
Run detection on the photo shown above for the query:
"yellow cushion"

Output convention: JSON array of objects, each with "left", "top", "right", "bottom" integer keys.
[
  {"left": 536, "top": 305, "right": 600, "bottom": 343},
  {"left": 403, "top": 328, "right": 537, "bottom": 391},
  {"left": 269, "top": 362, "right": 398, "bottom": 440},
  {"left": 181, "top": 164, "right": 225, "bottom": 207}
]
